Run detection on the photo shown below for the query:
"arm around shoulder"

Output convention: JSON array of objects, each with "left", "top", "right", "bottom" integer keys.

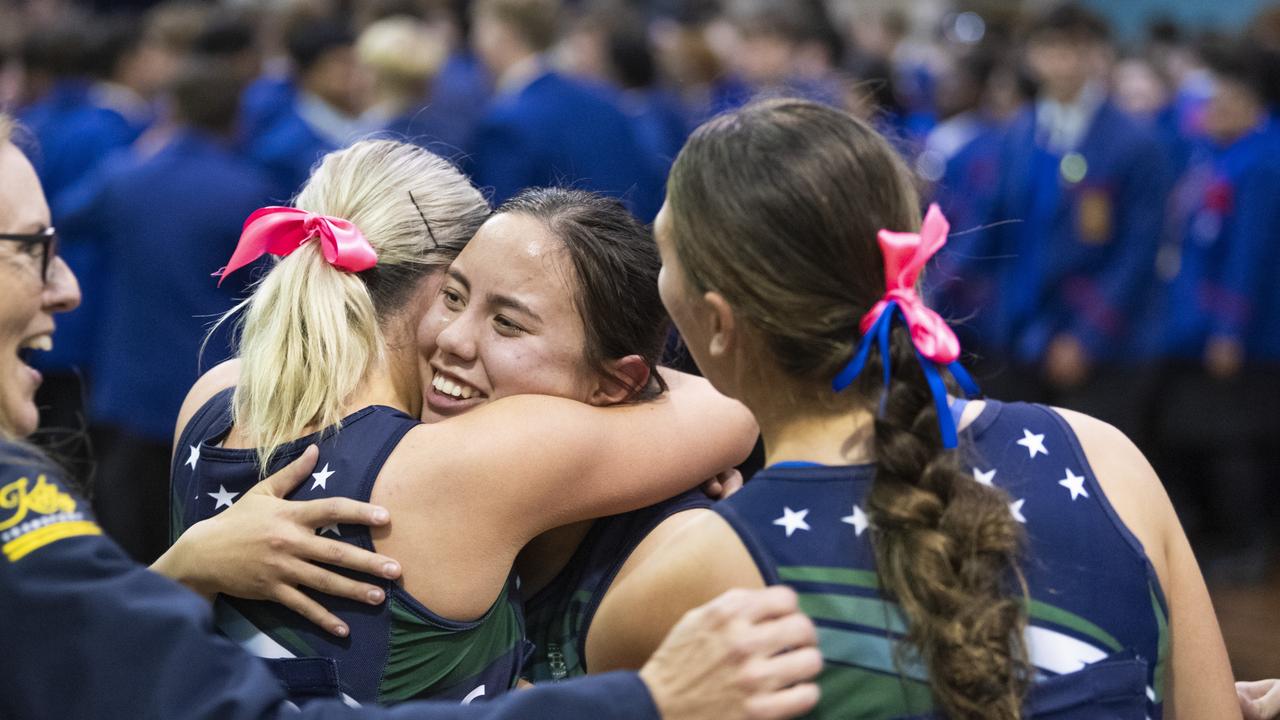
[{"left": 421, "top": 370, "right": 758, "bottom": 538}]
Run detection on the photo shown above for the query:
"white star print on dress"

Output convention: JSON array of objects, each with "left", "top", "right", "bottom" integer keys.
[
  {"left": 1059, "top": 469, "right": 1089, "bottom": 500},
  {"left": 841, "top": 505, "right": 869, "bottom": 536},
  {"left": 773, "top": 507, "right": 811, "bottom": 537},
  {"left": 319, "top": 523, "right": 342, "bottom": 537},
  {"left": 208, "top": 485, "right": 239, "bottom": 510},
  {"left": 1017, "top": 429, "right": 1048, "bottom": 458},
  {"left": 185, "top": 445, "right": 200, "bottom": 470},
  {"left": 973, "top": 467, "right": 997, "bottom": 486},
  {"left": 311, "top": 463, "right": 335, "bottom": 491},
  {"left": 1010, "top": 499, "right": 1027, "bottom": 523}
]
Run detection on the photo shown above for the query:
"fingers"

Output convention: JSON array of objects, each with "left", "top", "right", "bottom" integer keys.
[
  {"left": 302, "top": 536, "right": 402, "bottom": 579},
  {"left": 255, "top": 445, "right": 320, "bottom": 498},
  {"left": 1238, "top": 680, "right": 1279, "bottom": 700},
  {"left": 291, "top": 560, "right": 388, "bottom": 607},
  {"left": 749, "top": 646, "right": 823, "bottom": 693},
  {"left": 294, "top": 496, "right": 391, "bottom": 529},
  {"left": 708, "top": 586, "right": 802, "bottom": 626},
  {"left": 741, "top": 683, "right": 820, "bottom": 720},
  {"left": 720, "top": 469, "right": 745, "bottom": 498},
  {"left": 733, "top": 612, "right": 819, "bottom": 659},
  {"left": 273, "top": 584, "right": 350, "bottom": 638}
]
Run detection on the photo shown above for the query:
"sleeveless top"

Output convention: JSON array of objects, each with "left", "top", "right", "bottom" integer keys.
[
  {"left": 169, "top": 388, "right": 528, "bottom": 706},
  {"left": 523, "top": 488, "right": 713, "bottom": 682},
  {"left": 714, "top": 399, "right": 1168, "bottom": 720}
]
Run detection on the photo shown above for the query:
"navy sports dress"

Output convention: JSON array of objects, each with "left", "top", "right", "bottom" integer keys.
[
  {"left": 523, "top": 489, "right": 712, "bottom": 682},
  {"left": 170, "top": 388, "right": 528, "bottom": 706},
  {"left": 714, "top": 399, "right": 1168, "bottom": 719}
]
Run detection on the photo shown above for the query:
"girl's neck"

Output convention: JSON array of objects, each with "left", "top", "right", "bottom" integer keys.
[
  {"left": 347, "top": 344, "right": 421, "bottom": 419},
  {"left": 745, "top": 385, "right": 877, "bottom": 467}
]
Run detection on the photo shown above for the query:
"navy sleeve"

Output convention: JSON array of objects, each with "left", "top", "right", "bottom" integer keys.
[
  {"left": 0, "top": 450, "right": 658, "bottom": 720},
  {"left": 297, "top": 674, "right": 659, "bottom": 720},
  {"left": 1209, "top": 162, "right": 1280, "bottom": 343},
  {"left": 0, "top": 453, "right": 290, "bottom": 720},
  {"left": 1066, "top": 137, "right": 1169, "bottom": 356}
]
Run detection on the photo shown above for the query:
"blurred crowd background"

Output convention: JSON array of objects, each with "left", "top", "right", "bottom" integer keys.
[{"left": 1, "top": 0, "right": 1278, "bottom": 676}]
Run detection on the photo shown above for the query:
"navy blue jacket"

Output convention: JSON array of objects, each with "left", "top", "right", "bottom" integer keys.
[
  {"left": 985, "top": 102, "right": 1170, "bottom": 364},
  {"left": 55, "top": 130, "right": 273, "bottom": 440},
  {"left": 246, "top": 103, "right": 339, "bottom": 201},
  {"left": 0, "top": 441, "right": 659, "bottom": 720},
  {"left": 923, "top": 116, "right": 1006, "bottom": 349},
  {"left": 467, "top": 70, "right": 660, "bottom": 219},
  {"left": 240, "top": 75, "right": 298, "bottom": 148},
  {"left": 1150, "top": 122, "right": 1280, "bottom": 361}
]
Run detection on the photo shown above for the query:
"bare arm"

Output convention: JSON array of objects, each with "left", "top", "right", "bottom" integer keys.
[
  {"left": 1057, "top": 408, "right": 1240, "bottom": 719},
  {"left": 587, "top": 511, "right": 766, "bottom": 672},
  {"left": 413, "top": 369, "right": 758, "bottom": 539}
]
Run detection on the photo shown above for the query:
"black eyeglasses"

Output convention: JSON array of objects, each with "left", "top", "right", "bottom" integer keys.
[{"left": 0, "top": 226, "right": 59, "bottom": 282}]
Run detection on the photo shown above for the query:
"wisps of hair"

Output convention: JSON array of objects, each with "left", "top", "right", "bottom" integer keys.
[
  {"left": 667, "top": 98, "right": 1030, "bottom": 718},
  {"left": 219, "top": 139, "right": 488, "bottom": 470}
]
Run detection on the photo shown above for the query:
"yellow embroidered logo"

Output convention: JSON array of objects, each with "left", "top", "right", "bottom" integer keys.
[{"left": 0, "top": 475, "right": 101, "bottom": 562}]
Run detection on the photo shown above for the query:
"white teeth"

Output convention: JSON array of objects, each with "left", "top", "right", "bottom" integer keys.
[
  {"left": 20, "top": 335, "right": 52, "bottom": 352},
  {"left": 432, "top": 371, "right": 481, "bottom": 401}
]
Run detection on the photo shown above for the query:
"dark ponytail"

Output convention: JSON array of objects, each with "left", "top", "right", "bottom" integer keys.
[{"left": 667, "top": 98, "right": 1030, "bottom": 719}]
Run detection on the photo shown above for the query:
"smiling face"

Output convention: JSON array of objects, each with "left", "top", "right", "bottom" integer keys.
[
  {"left": 416, "top": 212, "right": 599, "bottom": 422},
  {"left": 0, "top": 141, "right": 81, "bottom": 438}
]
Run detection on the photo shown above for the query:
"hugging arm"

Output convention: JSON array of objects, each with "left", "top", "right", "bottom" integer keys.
[
  {"left": 422, "top": 369, "right": 759, "bottom": 539},
  {"left": 160, "top": 363, "right": 403, "bottom": 635}
]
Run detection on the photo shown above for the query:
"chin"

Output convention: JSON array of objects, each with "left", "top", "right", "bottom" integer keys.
[{"left": 2, "top": 403, "right": 39, "bottom": 439}]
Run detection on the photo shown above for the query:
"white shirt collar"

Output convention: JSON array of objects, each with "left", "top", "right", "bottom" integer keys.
[
  {"left": 296, "top": 92, "right": 371, "bottom": 146},
  {"left": 1036, "top": 81, "right": 1106, "bottom": 154},
  {"left": 495, "top": 55, "right": 546, "bottom": 95}
]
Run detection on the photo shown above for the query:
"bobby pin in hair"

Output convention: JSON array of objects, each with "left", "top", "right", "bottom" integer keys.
[{"left": 408, "top": 190, "right": 440, "bottom": 249}]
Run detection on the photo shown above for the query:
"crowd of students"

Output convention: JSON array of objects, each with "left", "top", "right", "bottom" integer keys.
[
  {"left": 2, "top": 0, "right": 1278, "bottom": 578},
  {"left": 3, "top": 1, "right": 1280, "bottom": 718}
]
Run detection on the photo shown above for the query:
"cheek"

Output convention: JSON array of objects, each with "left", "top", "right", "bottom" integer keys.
[
  {"left": 658, "top": 266, "right": 694, "bottom": 335},
  {"left": 485, "top": 336, "right": 590, "bottom": 401}
]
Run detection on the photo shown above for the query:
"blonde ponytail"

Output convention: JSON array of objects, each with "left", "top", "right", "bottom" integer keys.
[{"left": 224, "top": 140, "right": 488, "bottom": 468}]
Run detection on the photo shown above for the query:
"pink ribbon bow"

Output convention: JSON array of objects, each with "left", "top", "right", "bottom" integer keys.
[
  {"left": 859, "top": 203, "right": 960, "bottom": 364},
  {"left": 216, "top": 206, "right": 378, "bottom": 286}
]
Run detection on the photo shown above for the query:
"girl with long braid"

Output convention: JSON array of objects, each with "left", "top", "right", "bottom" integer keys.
[{"left": 587, "top": 99, "right": 1239, "bottom": 718}]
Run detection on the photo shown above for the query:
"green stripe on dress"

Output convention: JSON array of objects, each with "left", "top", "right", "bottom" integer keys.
[
  {"left": 1027, "top": 600, "right": 1123, "bottom": 652},
  {"left": 799, "top": 593, "right": 908, "bottom": 636},
  {"left": 1150, "top": 585, "right": 1169, "bottom": 702},
  {"left": 816, "top": 627, "right": 929, "bottom": 683},
  {"left": 786, "top": 565, "right": 1125, "bottom": 655},
  {"left": 779, "top": 565, "right": 881, "bottom": 589},
  {"left": 811, "top": 662, "right": 934, "bottom": 719},
  {"left": 379, "top": 595, "right": 522, "bottom": 702}
]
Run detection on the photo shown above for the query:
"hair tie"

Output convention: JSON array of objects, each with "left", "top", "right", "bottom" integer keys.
[
  {"left": 831, "top": 203, "right": 980, "bottom": 448},
  {"left": 216, "top": 206, "right": 378, "bottom": 286}
]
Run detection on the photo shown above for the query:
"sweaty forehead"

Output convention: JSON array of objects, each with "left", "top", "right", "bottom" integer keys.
[
  {"left": 459, "top": 212, "right": 578, "bottom": 305},
  {"left": 0, "top": 144, "right": 50, "bottom": 234}
]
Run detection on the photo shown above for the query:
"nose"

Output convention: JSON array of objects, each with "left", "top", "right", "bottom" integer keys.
[
  {"left": 42, "top": 256, "right": 81, "bottom": 313},
  {"left": 434, "top": 307, "right": 477, "bottom": 363}
]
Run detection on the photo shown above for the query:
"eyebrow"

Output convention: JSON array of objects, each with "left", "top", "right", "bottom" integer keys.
[
  {"left": 448, "top": 267, "right": 543, "bottom": 324},
  {"left": 446, "top": 267, "right": 471, "bottom": 291},
  {"left": 488, "top": 292, "right": 543, "bottom": 324}
]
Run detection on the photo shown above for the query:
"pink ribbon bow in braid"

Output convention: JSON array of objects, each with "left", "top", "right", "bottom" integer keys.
[
  {"left": 832, "top": 203, "right": 979, "bottom": 448},
  {"left": 216, "top": 206, "right": 378, "bottom": 286}
]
